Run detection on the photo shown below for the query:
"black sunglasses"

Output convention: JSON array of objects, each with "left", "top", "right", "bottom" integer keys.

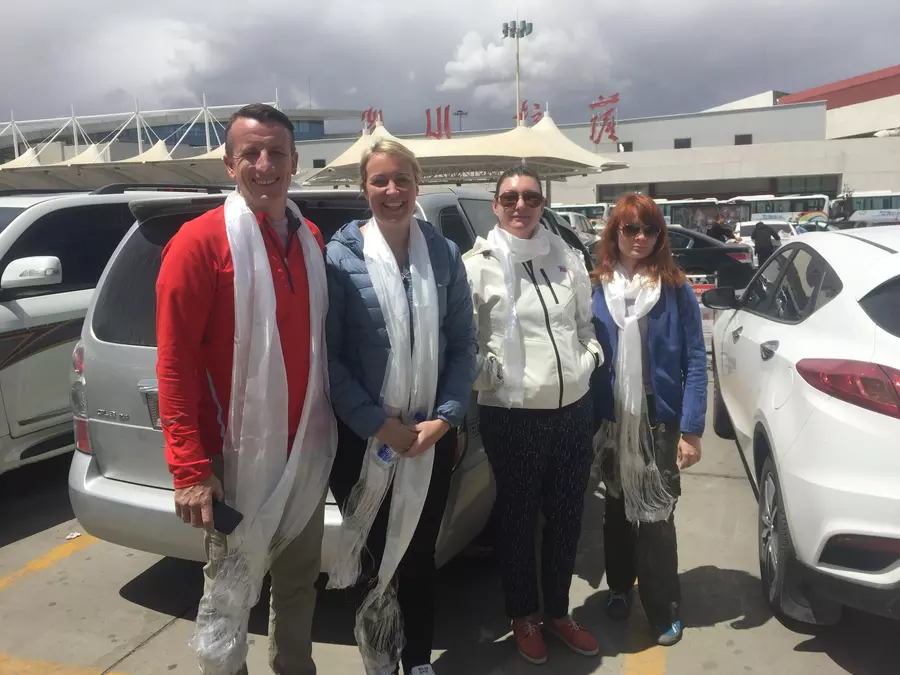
[
  {"left": 621, "top": 222, "right": 661, "bottom": 238},
  {"left": 497, "top": 190, "right": 544, "bottom": 209}
]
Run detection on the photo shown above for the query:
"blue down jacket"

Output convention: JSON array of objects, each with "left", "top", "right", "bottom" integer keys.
[{"left": 325, "top": 219, "right": 477, "bottom": 439}]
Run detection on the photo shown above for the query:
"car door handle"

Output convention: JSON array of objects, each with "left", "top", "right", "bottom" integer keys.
[
  {"left": 760, "top": 340, "right": 779, "bottom": 361},
  {"left": 731, "top": 327, "right": 743, "bottom": 343}
]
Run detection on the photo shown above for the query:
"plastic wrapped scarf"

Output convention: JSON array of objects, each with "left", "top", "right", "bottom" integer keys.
[
  {"left": 326, "top": 216, "right": 440, "bottom": 675},
  {"left": 599, "top": 264, "right": 674, "bottom": 523},
  {"left": 486, "top": 224, "right": 590, "bottom": 407},
  {"left": 189, "top": 192, "right": 337, "bottom": 675}
]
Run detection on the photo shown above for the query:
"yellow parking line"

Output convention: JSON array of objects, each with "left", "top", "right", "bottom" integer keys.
[
  {"left": 0, "top": 534, "right": 98, "bottom": 593},
  {"left": 621, "top": 590, "right": 667, "bottom": 675},
  {"left": 0, "top": 653, "right": 128, "bottom": 675}
]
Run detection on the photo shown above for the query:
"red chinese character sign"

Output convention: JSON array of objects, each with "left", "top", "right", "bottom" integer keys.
[
  {"left": 425, "top": 105, "right": 452, "bottom": 139},
  {"left": 589, "top": 93, "right": 620, "bottom": 145},
  {"left": 361, "top": 108, "right": 384, "bottom": 133},
  {"left": 516, "top": 100, "right": 544, "bottom": 125},
  {"left": 513, "top": 101, "right": 544, "bottom": 126}
]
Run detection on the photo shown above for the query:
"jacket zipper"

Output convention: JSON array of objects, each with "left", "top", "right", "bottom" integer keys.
[
  {"left": 539, "top": 268, "right": 559, "bottom": 303},
  {"left": 524, "top": 262, "right": 564, "bottom": 408},
  {"left": 263, "top": 224, "right": 295, "bottom": 294}
]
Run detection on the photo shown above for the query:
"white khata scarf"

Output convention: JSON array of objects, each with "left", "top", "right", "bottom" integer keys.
[
  {"left": 486, "top": 224, "right": 590, "bottom": 407},
  {"left": 600, "top": 264, "right": 676, "bottom": 523},
  {"left": 326, "top": 217, "right": 440, "bottom": 675},
  {"left": 189, "top": 192, "right": 337, "bottom": 675}
]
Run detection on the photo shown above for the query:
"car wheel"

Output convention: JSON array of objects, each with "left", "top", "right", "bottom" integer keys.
[
  {"left": 758, "top": 456, "right": 792, "bottom": 615},
  {"left": 712, "top": 357, "right": 736, "bottom": 440}
]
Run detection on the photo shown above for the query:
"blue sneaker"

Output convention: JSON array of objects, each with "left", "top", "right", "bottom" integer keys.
[{"left": 656, "top": 619, "right": 683, "bottom": 646}]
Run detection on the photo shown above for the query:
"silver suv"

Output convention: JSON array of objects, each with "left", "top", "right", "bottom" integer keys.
[{"left": 68, "top": 186, "right": 526, "bottom": 571}]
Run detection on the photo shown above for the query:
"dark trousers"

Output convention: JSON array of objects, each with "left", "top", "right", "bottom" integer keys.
[
  {"left": 480, "top": 394, "right": 594, "bottom": 620},
  {"left": 329, "top": 418, "right": 455, "bottom": 674},
  {"left": 603, "top": 496, "right": 680, "bottom": 626},
  {"left": 757, "top": 246, "right": 775, "bottom": 266}
]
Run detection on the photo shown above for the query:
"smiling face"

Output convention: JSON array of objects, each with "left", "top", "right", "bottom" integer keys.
[
  {"left": 223, "top": 117, "right": 298, "bottom": 220},
  {"left": 363, "top": 152, "right": 419, "bottom": 226},
  {"left": 493, "top": 174, "right": 544, "bottom": 239}
]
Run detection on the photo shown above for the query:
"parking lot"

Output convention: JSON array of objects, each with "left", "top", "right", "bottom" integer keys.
[{"left": 1, "top": 382, "right": 897, "bottom": 675}]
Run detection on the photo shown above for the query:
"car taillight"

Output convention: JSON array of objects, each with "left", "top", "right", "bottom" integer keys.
[
  {"left": 728, "top": 252, "right": 752, "bottom": 263},
  {"left": 71, "top": 340, "right": 91, "bottom": 454},
  {"left": 796, "top": 359, "right": 900, "bottom": 419}
]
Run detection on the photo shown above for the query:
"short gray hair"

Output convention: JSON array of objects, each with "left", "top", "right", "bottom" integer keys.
[{"left": 359, "top": 139, "right": 423, "bottom": 190}]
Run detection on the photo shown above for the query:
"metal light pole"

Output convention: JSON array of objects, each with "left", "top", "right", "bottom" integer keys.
[
  {"left": 502, "top": 20, "right": 533, "bottom": 126},
  {"left": 453, "top": 109, "right": 468, "bottom": 131}
]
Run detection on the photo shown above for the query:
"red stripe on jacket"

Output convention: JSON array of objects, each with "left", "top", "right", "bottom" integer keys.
[{"left": 155, "top": 204, "right": 324, "bottom": 489}]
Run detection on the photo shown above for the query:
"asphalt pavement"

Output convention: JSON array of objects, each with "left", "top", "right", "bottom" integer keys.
[{"left": 0, "top": 382, "right": 897, "bottom": 675}]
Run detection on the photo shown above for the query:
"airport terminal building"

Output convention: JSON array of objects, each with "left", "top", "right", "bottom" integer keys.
[{"left": 2, "top": 65, "right": 898, "bottom": 203}]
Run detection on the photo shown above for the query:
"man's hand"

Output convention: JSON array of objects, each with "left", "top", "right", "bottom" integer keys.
[
  {"left": 174, "top": 474, "right": 224, "bottom": 533},
  {"left": 375, "top": 418, "right": 418, "bottom": 454},
  {"left": 403, "top": 419, "right": 451, "bottom": 459},
  {"left": 677, "top": 433, "right": 702, "bottom": 470}
]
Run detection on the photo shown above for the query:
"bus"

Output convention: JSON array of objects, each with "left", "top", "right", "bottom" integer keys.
[
  {"left": 725, "top": 194, "right": 830, "bottom": 226},
  {"left": 654, "top": 198, "right": 749, "bottom": 232},
  {"left": 829, "top": 190, "right": 900, "bottom": 224}
]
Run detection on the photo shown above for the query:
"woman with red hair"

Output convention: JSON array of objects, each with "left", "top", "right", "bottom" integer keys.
[{"left": 590, "top": 193, "right": 707, "bottom": 646}]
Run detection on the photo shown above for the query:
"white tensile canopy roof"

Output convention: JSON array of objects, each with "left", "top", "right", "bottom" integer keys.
[
  {"left": 0, "top": 147, "right": 41, "bottom": 169},
  {"left": 303, "top": 114, "right": 627, "bottom": 185},
  {"left": 0, "top": 114, "right": 626, "bottom": 191}
]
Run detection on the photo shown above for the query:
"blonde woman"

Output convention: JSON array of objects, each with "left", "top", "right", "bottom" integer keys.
[{"left": 324, "top": 139, "right": 477, "bottom": 675}]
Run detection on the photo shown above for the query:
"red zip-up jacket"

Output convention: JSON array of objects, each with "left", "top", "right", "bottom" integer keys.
[{"left": 155, "top": 204, "right": 324, "bottom": 489}]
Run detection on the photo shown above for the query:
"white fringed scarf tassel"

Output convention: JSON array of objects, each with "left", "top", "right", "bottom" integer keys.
[
  {"left": 601, "top": 264, "right": 675, "bottom": 524},
  {"left": 189, "top": 192, "right": 337, "bottom": 675},
  {"left": 326, "top": 217, "right": 440, "bottom": 675}
]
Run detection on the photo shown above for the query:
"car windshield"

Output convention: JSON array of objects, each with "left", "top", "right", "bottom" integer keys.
[{"left": 0, "top": 207, "right": 25, "bottom": 234}]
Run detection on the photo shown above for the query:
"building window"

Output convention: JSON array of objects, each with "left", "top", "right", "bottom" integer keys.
[
  {"left": 735, "top": 134, "right": 753, "bottom": 146},
  {"left": 312, "top": 158, "right": 326, "bottom": 168},
  {"left": 674, "top": 138, "right": 691, "bottom": 150},
  {"left": 618, "top": 141, "right": 633, "bottom": 153}
]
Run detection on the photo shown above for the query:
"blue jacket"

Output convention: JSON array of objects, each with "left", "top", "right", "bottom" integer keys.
[
  {"left": 325, "top": 219, "right": 478, "bottom": 439},
  {"left": 591, "top": 281, "right": 707, "bottom": 436}
]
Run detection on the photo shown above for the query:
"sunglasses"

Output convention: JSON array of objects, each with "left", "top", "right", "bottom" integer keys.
[
  {"left": 497, "top": 190, "right": 544, "bottom": 209},
  {"left": 621, "top": 222, "right": 661, "bottom": 238}
]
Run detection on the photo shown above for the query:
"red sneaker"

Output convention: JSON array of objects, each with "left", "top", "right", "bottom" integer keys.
[
  {"left": 511, "top": 618, "right": 547, "bottom": 664},
  {"left": 544, "top": 615, "right": 599, "bottom": 657}
]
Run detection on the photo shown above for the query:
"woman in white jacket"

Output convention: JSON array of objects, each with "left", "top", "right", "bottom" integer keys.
[{"left": 463, "top": 165, "right": 603, "bottom": 666}]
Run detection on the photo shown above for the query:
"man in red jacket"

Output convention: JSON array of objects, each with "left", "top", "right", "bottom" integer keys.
[{"left": 156, "top": 103, "right": 325, "bottom": 675}]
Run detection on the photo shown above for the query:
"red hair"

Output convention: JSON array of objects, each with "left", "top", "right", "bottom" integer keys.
[{"left": 592, "top": 193, "right": 686, "bottom": 287}]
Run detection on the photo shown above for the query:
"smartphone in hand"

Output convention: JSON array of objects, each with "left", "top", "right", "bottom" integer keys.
[{"left": 212, "top": 499, "right": 244, "bottom": 535}]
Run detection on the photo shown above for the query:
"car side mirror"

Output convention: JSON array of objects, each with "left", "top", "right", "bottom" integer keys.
[
  {"left": 701, "top": 287, "right": 739, "bottom": 310},
  {"left": 1, "top": 256, "right": 62, "bottom": 290}
]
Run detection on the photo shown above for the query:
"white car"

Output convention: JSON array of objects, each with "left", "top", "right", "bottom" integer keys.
[
  {"left": 0, "top": 186, "right": 210, "bottom": 474},
  {"left": 702, "top": 227, "right": 900, "bottom": 624}
]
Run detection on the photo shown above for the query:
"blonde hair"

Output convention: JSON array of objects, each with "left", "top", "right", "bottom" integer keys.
[{"left": 359, "top": 139, "right": 423, "bottom": 190}]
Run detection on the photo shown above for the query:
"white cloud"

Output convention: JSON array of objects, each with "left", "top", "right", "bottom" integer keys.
[
  {"left": 438, "top": 25, "right": 624, "bottom": 119},
  {"left": 0, "top": 0, "right": 897, "bottom": 132}
]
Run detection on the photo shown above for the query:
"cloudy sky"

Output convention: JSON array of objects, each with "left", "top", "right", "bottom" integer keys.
[{"left": 2, "top": 0, "right": 898, "bottom": 134}]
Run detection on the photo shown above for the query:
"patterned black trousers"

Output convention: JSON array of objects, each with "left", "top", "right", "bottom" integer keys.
[{"left": 480, "top": 394, "right": 594, "bottom": 619}]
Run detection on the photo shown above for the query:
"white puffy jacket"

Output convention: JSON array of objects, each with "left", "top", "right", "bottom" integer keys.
[{"left": 463, "top": 234, "right": 603, "bottom": 410}]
